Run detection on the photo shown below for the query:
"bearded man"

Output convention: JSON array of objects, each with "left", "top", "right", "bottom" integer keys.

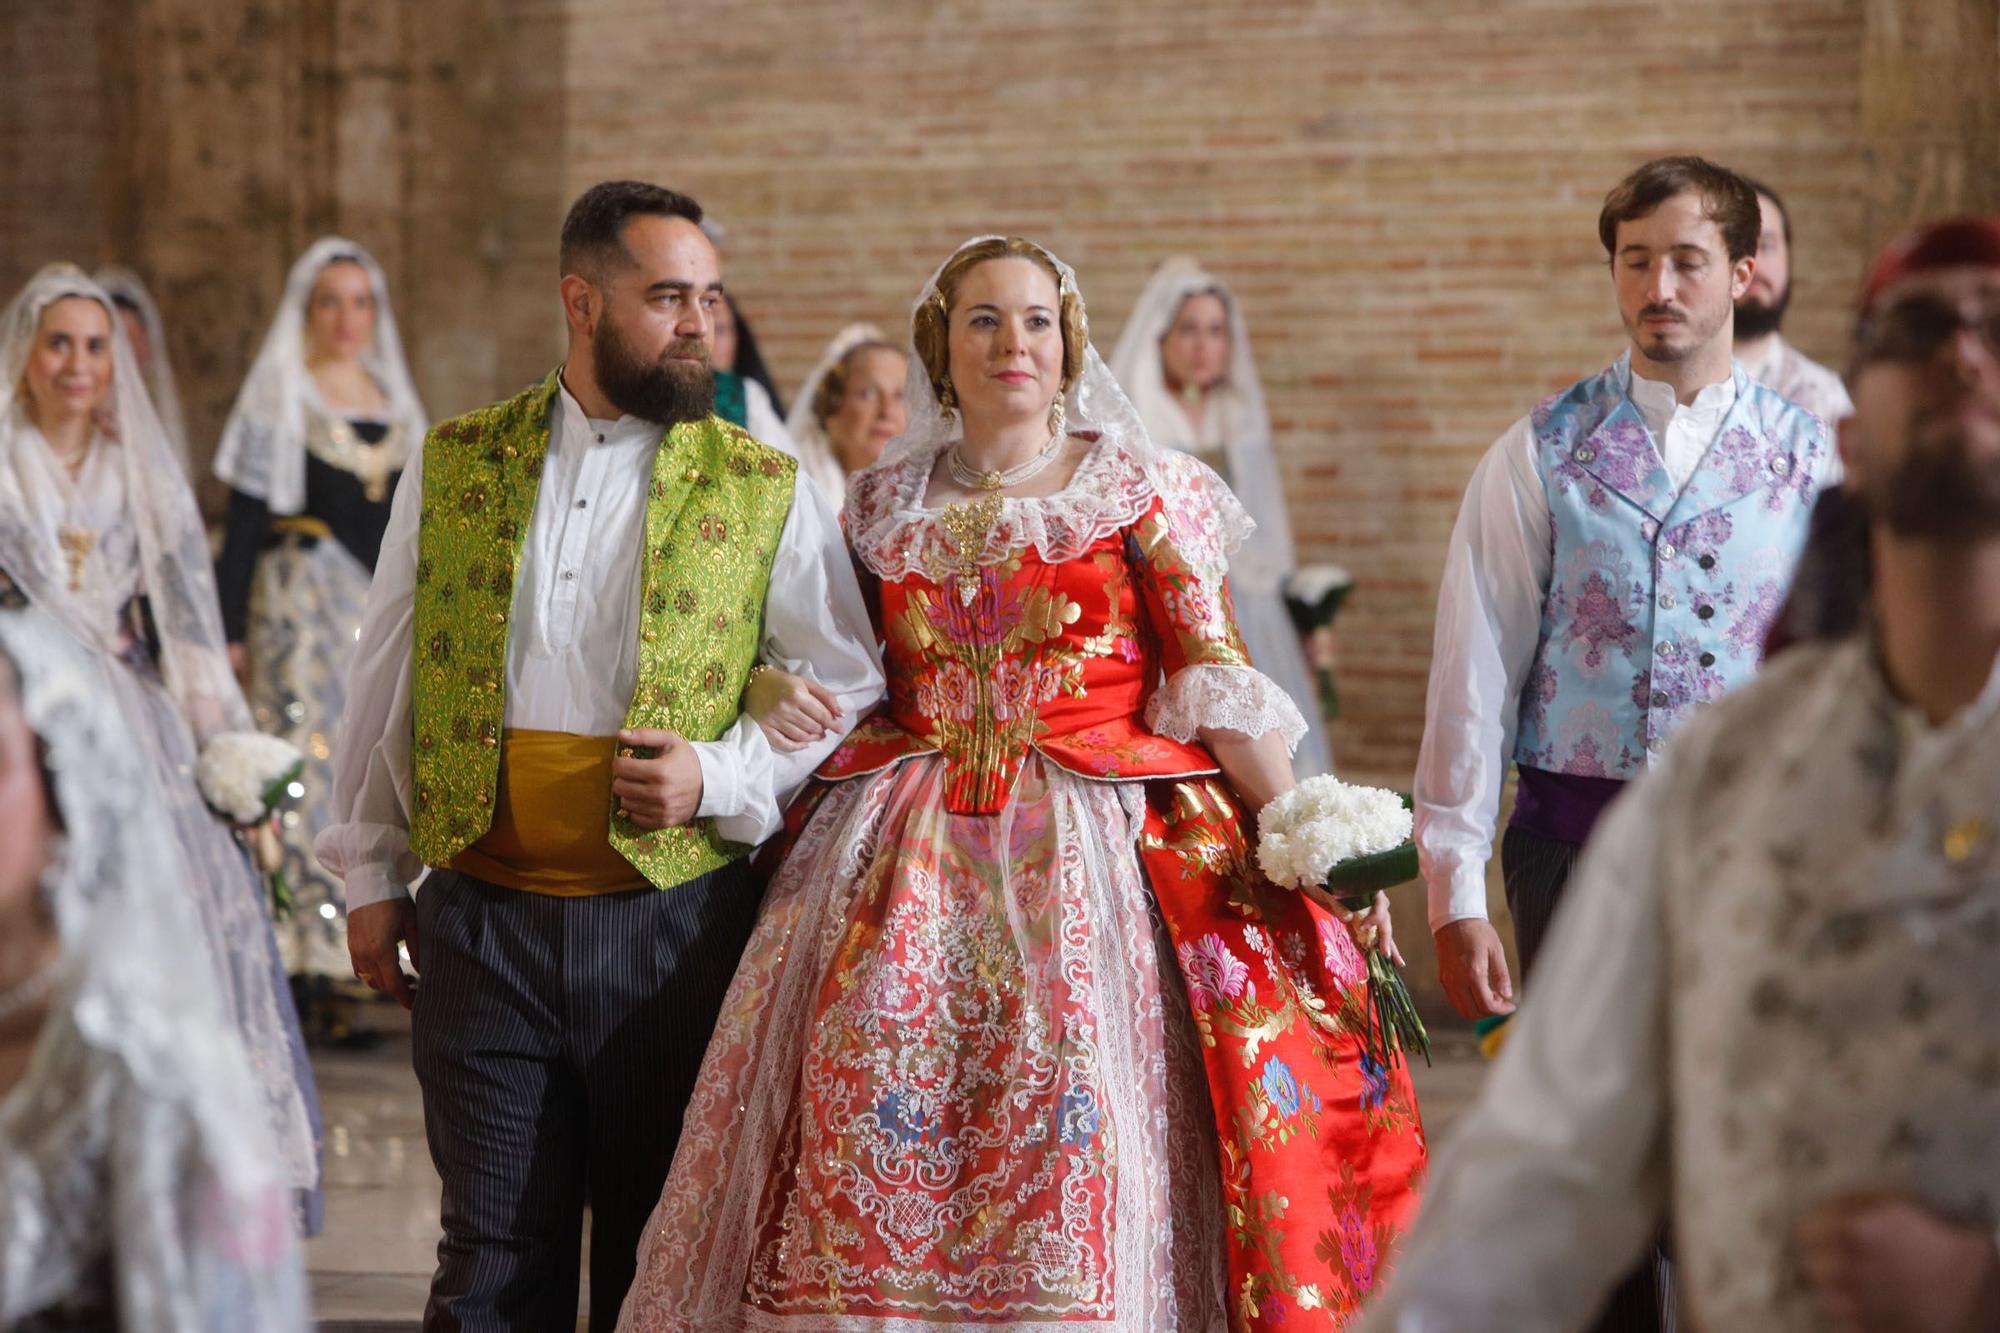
[{"left": 317, "top": 180, "right": 883, "bottom": 1331}]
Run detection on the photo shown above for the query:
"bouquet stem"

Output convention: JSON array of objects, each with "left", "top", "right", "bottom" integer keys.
[{"left": 1342, "top": 892, "right": 1431, "bottom": 1069}]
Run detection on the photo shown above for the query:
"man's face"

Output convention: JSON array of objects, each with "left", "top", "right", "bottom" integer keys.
[
  {"left": 1845, "top": 264, "right": 2000, "bottom": 541},
  {"left": 1736, "top": 192, "right": 1792, "bottom": 340},
  {"left": 1613, "top": 191, "right": 1755, "bottom": 365},
  {"left": 589, "top": 214, "right": 721, "bottom": 423}
]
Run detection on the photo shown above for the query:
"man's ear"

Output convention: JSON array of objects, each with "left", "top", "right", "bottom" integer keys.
[
  {"left": 1730, "top": 253, "right": 1756, "bottom": 303},
  {"left": 559, "top": 273, "right": 598, "bottom": 336}
]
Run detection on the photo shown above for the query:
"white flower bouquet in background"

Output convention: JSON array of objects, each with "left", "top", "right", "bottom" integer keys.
[
  {"left": 1257, "top": 775, "right": 1430, "bottom": 1067},
  {"left": 195, "top": 731, "right": 305, "bottom": 918},
  {"left": 1283, "top": 563, "right": 1354, "bottom": 720}
]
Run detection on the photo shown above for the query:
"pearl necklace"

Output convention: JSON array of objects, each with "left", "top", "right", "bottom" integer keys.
[{"left": 946, "top": 429, "right": 1064, "bottom": 492}]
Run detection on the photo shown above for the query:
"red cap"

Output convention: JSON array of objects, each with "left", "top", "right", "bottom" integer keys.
[{"left": 1860, "top": 216, "right": 2000, "bottom": 312}]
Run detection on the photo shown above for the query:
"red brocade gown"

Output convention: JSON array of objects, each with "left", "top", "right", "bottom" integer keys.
[{"left": 619, "top": 437, "right": 1426, "bottom": 1332}]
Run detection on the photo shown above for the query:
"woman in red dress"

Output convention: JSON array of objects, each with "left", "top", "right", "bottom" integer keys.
[{"left": 619, "top": 237, "right": 1426, "bottom": 1333}]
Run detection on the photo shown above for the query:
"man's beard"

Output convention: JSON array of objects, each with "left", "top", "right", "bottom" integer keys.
[
  {"left": 1869, "top": 396, "right": 2000, "bottom": 543},
  {"left": 1735, "top": 280, "right": 1791, "bottom": 341},
  {"left": 595, "top": 321, "right": 714, "bottom": 425},
  {"left": 1627, "top": 300, "right": 1724, "bottom": 364}
]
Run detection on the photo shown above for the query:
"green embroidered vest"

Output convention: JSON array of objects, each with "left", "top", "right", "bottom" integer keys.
[{"left": 408, "top": 370, "right": 797, "bottom": 889}]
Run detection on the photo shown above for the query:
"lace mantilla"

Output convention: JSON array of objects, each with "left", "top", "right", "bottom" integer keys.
[
  {"left": 846, "top": 434, "right": 1254, "bottom": 587},
  {"left": 1145, "top": 663, "right": 1308, "bottom": 753}
]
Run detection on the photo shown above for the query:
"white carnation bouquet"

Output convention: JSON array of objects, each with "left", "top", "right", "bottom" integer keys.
[
  {"left": 1257, "top": 775, "right": 1430, "bottom": 1066},
  {"left": 195, "top": 731, "right": 306, "bottom": 918}
]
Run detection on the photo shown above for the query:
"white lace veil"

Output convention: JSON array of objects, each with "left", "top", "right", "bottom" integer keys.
[
  {"left": 0, "top": 603, "right": 222, "bottom": 1053},
  {"left": 866, "top": 235, "right": 1255, "bottom": 556},
  {"left": 1106, "top": 257, "right": 1295, "bottom": 594},
  {"left": 212, "top": 236, "right": 427, "bottom": 516},
  {"left": 93, "top": 266, "right": 190, "bottom": 474},
  {"left": 0, "top": 605, "right": 310, "bottom": 1325},
  {"left": 784, "top": 322, "right": 895, "bottom": 505},
  {"left": 0, "top": 264, "right": 251, "bottom": 743}
]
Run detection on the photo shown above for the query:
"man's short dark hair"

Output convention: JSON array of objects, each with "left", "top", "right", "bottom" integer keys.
[
  {"left": 1597, "top": 156, "right": 1761, "bottom": 263},
  {"left": 1738, "top": 173, "right": 1792, "bottom": 249},
  {"left": 559, "top": 181, "right": 704, "bottom": 286}
]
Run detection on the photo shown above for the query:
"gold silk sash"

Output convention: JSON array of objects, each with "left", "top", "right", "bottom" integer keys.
[{"left": 447, "top": 729, "right": 648, "bottom": 896}]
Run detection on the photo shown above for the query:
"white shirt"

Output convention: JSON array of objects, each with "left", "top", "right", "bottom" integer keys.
[
  {"left": 1740, "top": 333, "right": 1855, "bottom": 425},
  {"left": 315, "top": 377, "right": 885, "bottom": 910},
  {"left": 1411, "top": 364, "right": 1740, "bottom": 930},
  {"left": 743, "top": 378, "right": 796, "bottom": 456},
  {"left": 1364, "top": 634, "right": 2000, "bottom": 1333}
]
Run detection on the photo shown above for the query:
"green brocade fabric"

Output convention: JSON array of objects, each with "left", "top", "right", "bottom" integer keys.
[{"left": 408, "top": 369, "right": 797, "bottom": 889}]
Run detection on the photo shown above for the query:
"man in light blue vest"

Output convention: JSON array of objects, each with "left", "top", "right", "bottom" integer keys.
[{"left": 1412, "top": 156, "right": 1835, "bottom": 1330}]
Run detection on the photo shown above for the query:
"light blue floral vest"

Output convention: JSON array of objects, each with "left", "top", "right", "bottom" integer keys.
[{"left": 1513, "top": 355, "right": 1830, "bottom": 779}]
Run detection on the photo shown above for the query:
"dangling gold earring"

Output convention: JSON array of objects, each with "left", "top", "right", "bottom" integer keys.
[{"left": 1048, "top": 394, "right": 1067, "bottom": 439}]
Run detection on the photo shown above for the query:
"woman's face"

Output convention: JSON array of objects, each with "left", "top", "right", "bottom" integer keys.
[
  {"left": 23, "top": 297, "right": 114, "bottom": 429},
  {"left": 825, "top": 346, "right": 909, "bottom": 473},
  {"left": 945, "top": 258, "right": 1065, "bottom": 430},
  {"left": 0, "top": 660, "right": 54, "bottom": 916},
  {"left": 710, "top": 298, "right": 738, "bottom": 373},
  {"left": 304, "top": 259, "right": 377, "bottom": 362},
  {"left": 1159, "top": 291, "right": 1230, "bottom": 393}
]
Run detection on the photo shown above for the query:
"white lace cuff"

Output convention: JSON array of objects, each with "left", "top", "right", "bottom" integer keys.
[{"left": 1145, "top": 665, "right": 1308, "bottom": 752}]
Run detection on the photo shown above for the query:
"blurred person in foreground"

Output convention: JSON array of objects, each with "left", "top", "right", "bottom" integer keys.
[
  {"left": 0, "top": 604, "right": 308, "bottom": 1331},
  {"left": 1361, "top": 216, "right": 2000, "bottom": 1333}
]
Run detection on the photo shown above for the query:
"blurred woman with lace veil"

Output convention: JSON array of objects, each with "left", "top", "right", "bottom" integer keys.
[
  {"left": 212, "top": 238, "right": 427, "bottom": 1038},
  {"left": 619, "top": 237, "right": 1424, "bottom": 1333},
  {"left": 0, "top": 264, "right": 323, "bottom": 1231},
  {"left": 783, "top": 322, "right": 909, "bottom": 505},
  {"left": 1109, "top": 256, "right": 1335, "bottom": 777},
  {"left": 93, "top": 266, "right": 191, "bottom": 476},
  {"left": 0, "top": 604, "right": 309, "bottom": 1331}
]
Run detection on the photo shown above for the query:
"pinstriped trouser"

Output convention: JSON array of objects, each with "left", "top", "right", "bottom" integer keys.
[
  {"left": 1503, "top": 825, "right": 1678, "bottom": 1333},
  {"left": 410, "top": 861, "right": 762, "bottom": 1333}
]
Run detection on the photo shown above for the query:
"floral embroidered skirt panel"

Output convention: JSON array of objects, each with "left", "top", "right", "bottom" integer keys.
[{"left": 617, "top": 754, "right": 1426, "bottom": 1332}]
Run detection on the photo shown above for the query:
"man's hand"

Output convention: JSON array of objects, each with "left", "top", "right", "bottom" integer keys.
[
  {"left": 613, "top": 729, "right": 704, "bottom": 830},
  {"left": 1434, "top": 917, "right": 1516, "bottom": 1019},
  {"left": 348, "top": 896, "right": 418, "bottom": 1010},
  {"left": 1798, "top": 1192, "right": 2000, "bottom": 1333}
]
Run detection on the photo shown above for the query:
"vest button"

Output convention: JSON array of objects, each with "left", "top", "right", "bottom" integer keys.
[
  {"left": 1659, "top": 543, "right": 1677, "bottom": 561},
  {"left": 1651, "top": 689, "right": 1670, "bottom": 708},
  {"left": 1573, "top": 446, "right": 1596, "bottom": 464},
  {"left": 1770, "top": 456, "right": 1792, "bottom": 476},
  {"left": 1699, "top": 652, "right": 1716, "bottom": 667},
  {"left": 1658, "top": 590, "right": 1677, "bottom": 610}
]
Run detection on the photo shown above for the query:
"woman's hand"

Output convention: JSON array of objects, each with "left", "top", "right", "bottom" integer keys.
[
  {"left": 1305, "top": 886, "right": 1404, "bottom": 967},
  {"left": 745, "top": 667, "right": 844, "bottom": 753}
]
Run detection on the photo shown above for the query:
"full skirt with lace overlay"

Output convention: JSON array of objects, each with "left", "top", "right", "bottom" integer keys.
[{"left": 617, "top": 754, "right": 1426, "bottom": 1331}]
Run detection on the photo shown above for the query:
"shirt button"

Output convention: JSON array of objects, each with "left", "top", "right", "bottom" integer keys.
[
  {"left": 576, "top": 498, "right": 588, "bottom": 510},
  {"left": 1696, "top": 604, "right": 1714, "bottom": 620},
  {"left": 596, "top": 433, "right": 606, "bottom": 444},
  {"left": 1651, "top": 689, "right": 1670, "bottom": 708},
  {"left": 1699, "top": 652, "right": 1716, "bottom": 667},
  {"left": 1698, "top": 554, "right": 1716, "bottom": 570},
  {"left": 563, "top": 570, "right": 576, "bottom": 581},
  {"left": 1659, "top": 590, "right": 1677, "bottom": 610}
]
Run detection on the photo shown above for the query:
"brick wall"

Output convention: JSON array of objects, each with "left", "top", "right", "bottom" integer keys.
[{"left": 567, "top": 0, "right": 1876, "bottom": 786}]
